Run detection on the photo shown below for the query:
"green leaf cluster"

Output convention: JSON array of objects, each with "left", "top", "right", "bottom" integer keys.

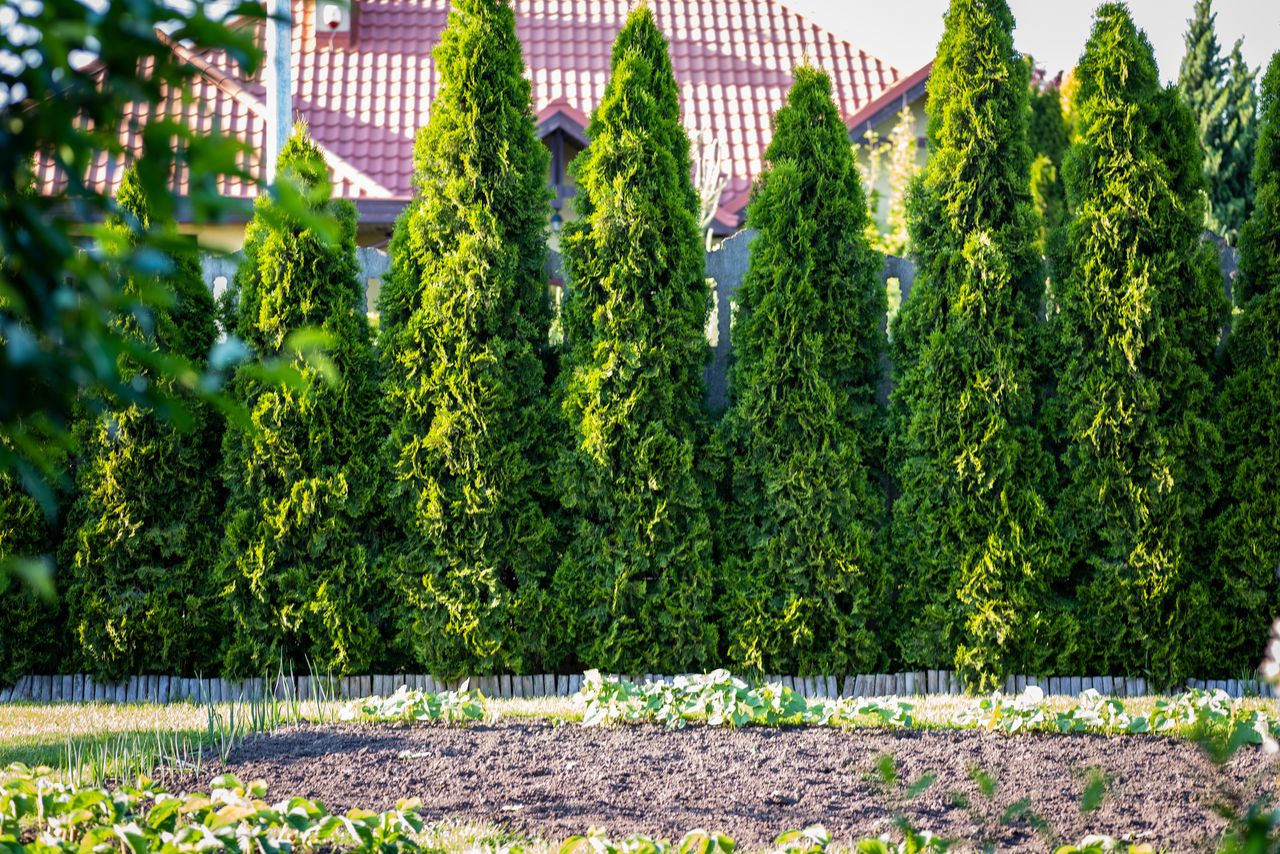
[
  {"left": 1051, "top": 5, "right": 1228, "bottom": 683},
  {"left": 550, "top": 7, "right": 716, "bottom": 673},
  {"left": 378, "top": 0, "right": 558, "bottom": 678},
  {"left": 61, "top": 169, "right": 224, "bottom": 680},
  {"left": 217, "top": 126, "right": 390, "bottom": 678},
  {"left": 888, "top": 0, "right": 1068, "bottom": 690},
  {"left": 1211, "top": 51, "right": 1280, "bottom": 671},
  {"left": 715, "top": 67, "right": 887, "bottom": 676}
]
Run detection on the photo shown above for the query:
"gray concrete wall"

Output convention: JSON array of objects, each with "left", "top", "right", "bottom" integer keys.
[{"left": 201, "top": 233, "right": 1240, "bottom": 413}]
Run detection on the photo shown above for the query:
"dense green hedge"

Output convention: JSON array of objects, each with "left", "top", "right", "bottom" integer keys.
[
  {"left": 1051, "top": 5, "right": 1228, "bottom": 684},
  {"left": 217, "top": 126, "right": 390, "bottom": 678},
  {"left": 378, "top": 0, "right": 558, "bottom": 679},
  {"left": 714, "top": 67, "right": 887, "bottom": 676},
  {"left": 550, "top": 6, "right": 717, "bottom": 674},
  {"left": 61, "top": 168, "right": 224, "bottom": 680},
  {"left": 0, "top": 1, "right": 1272, "bottom": 687}
]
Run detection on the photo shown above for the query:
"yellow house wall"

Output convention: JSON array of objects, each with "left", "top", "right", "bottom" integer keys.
[{"left": 852, "top": 97, "right": 930, "bottom": 232}]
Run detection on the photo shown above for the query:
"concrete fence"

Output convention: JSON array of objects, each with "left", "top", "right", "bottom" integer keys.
[
  {"left": 1, "top": 670, "right": 1272, "bottom": 704},
  {"left": 200, "top": 229, "right": 1239, "bottom": 416}
]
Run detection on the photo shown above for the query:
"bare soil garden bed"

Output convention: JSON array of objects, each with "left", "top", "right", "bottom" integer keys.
[{"left": 182, "top": 721, "right": 1276, "bottom": 850}]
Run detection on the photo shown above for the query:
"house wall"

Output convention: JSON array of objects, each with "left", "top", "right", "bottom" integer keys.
[{"left": 852, "top": 97, "right": 929, "bottom": 232}]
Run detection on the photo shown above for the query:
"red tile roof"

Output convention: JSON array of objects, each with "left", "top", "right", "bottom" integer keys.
[
  {"left": 844, "top": 59, "right": 931, "bottom": 139},
  {"left": 42, "top": 0, "right": 903, "bottom": 228}
]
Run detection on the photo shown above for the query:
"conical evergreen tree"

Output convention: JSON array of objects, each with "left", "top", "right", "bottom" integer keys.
[
  {"left": 1211, "top": 51, "right": 1280, "bottom": 672},
  {"left": 888, "top": 0, "right": 1067, "bottom": 690},
  {"left": 62, "top": 168, "right": 223, "bottom": 679},
  {"left": 1177, "top": 0, "right": 1233, "bottom": 237},
  {"left": 716, "top": 68, "right": 886, "bottom": 675},
  {"left": 1215, "top": 42, "right": 1258, "bottom": 242},
  {"left": 378, "top": 0, "right": 557, "bottom": 677},
  {"left": 551, "top": 7, "right": 715, "bottom": 673},
  {"left": 1053, "top": 5, "right": 1227, "bottom": 683},
  {"left": 218, "top": 125, "right": 388, "bottom": 677}
]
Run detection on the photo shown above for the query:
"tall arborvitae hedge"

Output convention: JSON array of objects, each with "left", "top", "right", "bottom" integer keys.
[
  {"left": 551, "top": 7, "right": 715, "bottom": 673},
  {"left": 1053, "top": 5, "right": 1227, "bottom": 683},
  {"left": 62, "top": 168, "right": 222, "bottom": 679},
  {"left": 1211, "top": 51, "right": 1280, "bottom": 671},
  {"left": 378, "top": 0, "right": 557, "bottom": 677},
  {"left": 218, "top": 126, "right": 387, "bottom": 678},
  {"left": 716, "top": 68, "right": 886, "bottom": 676},
  {"left": 888, "top": 0, "right": 1066, "bottom": 689}
]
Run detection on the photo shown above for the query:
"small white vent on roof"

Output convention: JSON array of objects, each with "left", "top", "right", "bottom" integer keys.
[{"left": 318, "top": 1, "right": 352, "bottom": 34}]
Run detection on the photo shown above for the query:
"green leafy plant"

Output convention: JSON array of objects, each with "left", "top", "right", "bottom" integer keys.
[
  {"left": 574, "top": 670, "right": 913, "bottom": 730},
  {"left": 341, "top": 686, "right": 486, "bottom": 725},
  {"left": 378, "top": 0, "right": 558, "bottom": 678},
  {"left": 560, "top": 828, "right": 734, "bottom": 854},
  {"left": 951, "top": 686, "right": 1048, "bottom": 733},
  {"left": 0, "top": 767, "right": 424, "bottom": 853},
  {"left": 887, "top": 0, "right": 1068, "bottom": 691},
  {"left": 550, "top": 6, "right": 716, "bottom": 674},
  {"left": 713, "top": 66, "right": 887, "bottom": 677},
  {"left": 1054, "top": 837, "right": 1154, "bottom": 853},
  {"left": 0, "top": 0, "right": 265, "bottom": 522}
]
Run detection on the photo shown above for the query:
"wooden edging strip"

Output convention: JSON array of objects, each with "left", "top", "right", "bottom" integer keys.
[{"left": 0, "top": 670, "right": 1272, "bottom": 704}]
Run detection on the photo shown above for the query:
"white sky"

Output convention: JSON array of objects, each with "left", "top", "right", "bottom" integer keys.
[{"left": 783, "top": 0, "right": 1279, "bottom": 83}]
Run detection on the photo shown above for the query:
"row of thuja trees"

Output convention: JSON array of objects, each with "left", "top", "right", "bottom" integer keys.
[{"left": 2, "top": 0, "right": 1278, "bottom": 690}]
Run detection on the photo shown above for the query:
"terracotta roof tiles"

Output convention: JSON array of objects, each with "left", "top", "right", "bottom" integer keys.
[{"left": 45, "top": 0, "right": 901, "bottom": 227}]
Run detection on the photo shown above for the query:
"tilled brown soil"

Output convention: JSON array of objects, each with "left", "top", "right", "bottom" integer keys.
[{"left": 180, "top": 721, "right": 1278, "bottom": 850}]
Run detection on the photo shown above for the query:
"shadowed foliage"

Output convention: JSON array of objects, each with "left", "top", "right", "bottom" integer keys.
[
  {"left": 62, "top": 168, "right": 223, "bottom": 679},
  {"left": 1211, "top": 51, "right": 1280, "bottom": 672}
]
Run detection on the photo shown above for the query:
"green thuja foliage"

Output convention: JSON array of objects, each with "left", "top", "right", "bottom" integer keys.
[
  {"left": 1053, "top": 6, "right": 1227, "bottom": 683},
  {"left": 378, "top": 0, "right": 556, "bottom": 677},
  {"left": 551, "top": 7, "right": 715, "bottom": 673},
  {"left": 888, "top": 0, "right": 1067, "bottom": 690},
  {"left": 0, "top": 462, "right": 66, "bottom": 685},
  {"left": 218, "top": 125, "right": 388, "bottom": 678},
  {"left": 62, "top": 168, "right": 223, "bottom": 679},
  {"left": 1211, "top": 51, "right": 1280, "bottom": 672},
  {"left": 716, "top": 68, "right": 886, "bottom": 676}
]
